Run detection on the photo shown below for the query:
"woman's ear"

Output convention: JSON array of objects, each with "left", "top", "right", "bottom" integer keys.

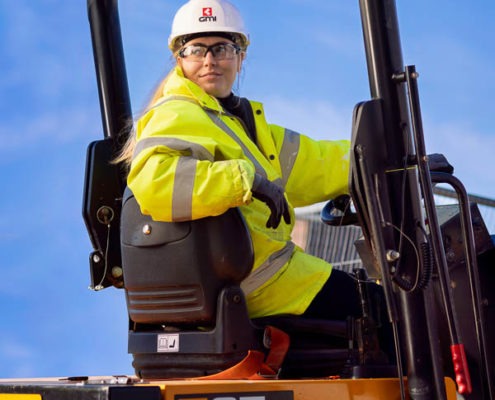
[{"left": 237, "top": 52, "right": 246, "bottom": 72}]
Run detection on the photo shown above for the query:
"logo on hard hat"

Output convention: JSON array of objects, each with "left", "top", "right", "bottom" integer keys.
[{"left": 200, "top": 7, "right": 217, "bottom": 22}]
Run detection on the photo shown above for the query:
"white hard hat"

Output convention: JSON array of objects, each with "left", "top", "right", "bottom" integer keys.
[{"left": 168, "top": 0, "right": 249, "bottom": 51}]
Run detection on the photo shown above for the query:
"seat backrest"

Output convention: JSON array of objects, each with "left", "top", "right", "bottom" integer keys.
[{"left": 120, "top": 189, "right": 254, "bottom": 326}]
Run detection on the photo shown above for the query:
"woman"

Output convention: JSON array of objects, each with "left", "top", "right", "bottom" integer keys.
[{"left": 120, "top": 0, "right": 366, "bottom": 323}]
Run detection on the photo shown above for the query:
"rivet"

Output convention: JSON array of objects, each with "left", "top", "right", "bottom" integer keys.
[
  {"left": 143, "top": 224, "right": 152, "bottom": 235},
  {"left": 112, "top": 266, "right": 123, "bottom": 278},
  {"left": 386, "top": 250, "right": 400, "bottom": 262}
]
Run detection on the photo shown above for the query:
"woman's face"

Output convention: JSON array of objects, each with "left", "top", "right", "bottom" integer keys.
[{"left": 177, "top": 36, "right": 244, "bottom": 98}]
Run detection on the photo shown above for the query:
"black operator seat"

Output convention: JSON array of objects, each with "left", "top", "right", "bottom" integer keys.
[{"left": 120, "top": 189, "right": 355, "bottom": 379}]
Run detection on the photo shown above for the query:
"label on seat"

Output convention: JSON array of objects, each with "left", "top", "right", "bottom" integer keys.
[{"left": 157, "top": 334, "right": 180, "bottom": 352}]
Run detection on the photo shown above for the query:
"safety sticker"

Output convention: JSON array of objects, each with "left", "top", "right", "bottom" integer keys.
[{"left": 157, "top": 333, "right": 179, "bottom": 352}]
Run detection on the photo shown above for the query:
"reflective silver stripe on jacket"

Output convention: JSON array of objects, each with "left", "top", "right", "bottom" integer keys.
[
  {"left": 133, "top": 137, "right": 214, "bottom": 162},
  {"left": 172, "top": 157, "right": 198, "bottom": 221},
  {"left": 241, "top": 241, "right": 295, "bottom": 295},
  {"left": 132, "top": 136, "right": 210, "bottom": 221},
  {"left": 279, "top": 129, "right": 300, "bottom": 187},
  {"left": 204, "top": 109, "right": 267, "bottom": 179}
]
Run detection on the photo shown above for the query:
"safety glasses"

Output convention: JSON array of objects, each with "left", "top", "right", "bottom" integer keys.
[{"left": 178, "top": 42, "right": 241, "bottom": 61}]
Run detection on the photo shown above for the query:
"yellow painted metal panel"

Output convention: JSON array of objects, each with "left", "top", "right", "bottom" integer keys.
[
  {"left": 150, "top": 377, "right": 458, "bottom": 400},
  {"left": 0, "top": 376, "right": 459, "bottom": 399}
]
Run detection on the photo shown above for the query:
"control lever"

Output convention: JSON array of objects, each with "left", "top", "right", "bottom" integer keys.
[{"left": 321, "top": 194, "right": 359, "bottom": 226}]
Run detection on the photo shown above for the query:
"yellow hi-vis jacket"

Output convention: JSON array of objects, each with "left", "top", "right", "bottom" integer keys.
[{"left": 128, "top": 67, "right": 351, "bottom": 319}]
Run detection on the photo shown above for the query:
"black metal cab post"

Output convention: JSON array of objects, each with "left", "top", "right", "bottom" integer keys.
[{"left": 354, "top": 1, "right": 444, "bottom": 396}]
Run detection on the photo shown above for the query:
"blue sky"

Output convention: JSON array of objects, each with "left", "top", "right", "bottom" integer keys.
[{"left": 0, "top": 0, "right": 494, "bottom": 378}]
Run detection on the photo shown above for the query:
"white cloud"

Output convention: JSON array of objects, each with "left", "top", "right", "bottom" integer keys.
[
  {"left": 313, "top": 30, "right": 362, "bottom": 59},
  {"left": 262, "top": 96, "right": 352, "bottom": 140},
  {"left": 0, "top": 338, "right": 32, "bottom": 359},
  {"left": 0, "top": 336, "right": 36, "bottom": 377},
  {"left": 0, "top": 107, "right": 98, "bottom": 152},
  {"left": 423, "top": 119, "right": 495, "bottom": 199},
  {"left": 0, "top": 2, "right": 101, "bottom": 153}
]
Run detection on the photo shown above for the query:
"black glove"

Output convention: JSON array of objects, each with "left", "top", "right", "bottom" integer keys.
[
  {"left": 251, "top": 174, "right": 291, "bottom": 229},
  {"left": 428, "top": 153, "right": 454, "bottom": 174}
]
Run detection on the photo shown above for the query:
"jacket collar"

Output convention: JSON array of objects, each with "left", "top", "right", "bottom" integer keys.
[{"left": 161, "top": 67, "right": 223, "bottom": 112}]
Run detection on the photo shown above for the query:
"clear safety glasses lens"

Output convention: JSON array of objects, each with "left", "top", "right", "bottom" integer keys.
[{"left": 179, "top": 43, "right": 241, "bottom": 61}]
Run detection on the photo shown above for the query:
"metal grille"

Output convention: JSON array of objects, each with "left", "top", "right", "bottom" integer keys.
[
  {"left": 296, "top": 188, "right": 495, "bottom": 273},
  {"left": 303, "top": 213, "right": 363, "bottom": 273}
]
